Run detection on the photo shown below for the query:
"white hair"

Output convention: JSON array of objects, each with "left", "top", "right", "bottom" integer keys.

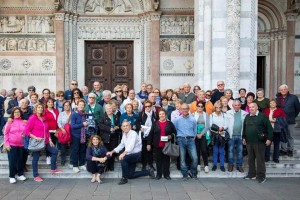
[
  {"left": 88, "top": 93, "right": 96, "bottom": 98},
  {"left": 279, "top": 84, "right": 288, "bottom": 90},
  {"left": 102, "top": 90, "right": 112, "bottom": 97}
]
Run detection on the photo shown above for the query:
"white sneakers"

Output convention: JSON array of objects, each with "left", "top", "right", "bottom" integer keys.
[
  {"left": 46, "top": 156, "right": 51, "bottom": 165},
  {"left": 204, "top": 166, "right": 209, "bottom": 173},
  {"left": 9, "top": 175, "right": 27, "bottom": 184},
  {"left": 73, "top": 167, "right": 80, "bottom": 173},
  {"left": 197, "top": 165, "right": 201, "bottom": 172},
  {"left": 16, "top": 175, "right": 27, "bottom": 181},
  {"left": 79, "top": 165, "right": 86, "bottom": 171},
  {"left": 9, "top": 178, "right": 16, "bottom": 184}
]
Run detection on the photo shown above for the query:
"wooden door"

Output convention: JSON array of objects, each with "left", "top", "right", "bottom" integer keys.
[{"left": 85, "top": 41, "right": 134, "bottom": 91}]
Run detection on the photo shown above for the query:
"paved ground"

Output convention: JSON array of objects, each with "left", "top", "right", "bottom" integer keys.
[{"left": 0, "top": 178, "right": 299, "bottom": 200}]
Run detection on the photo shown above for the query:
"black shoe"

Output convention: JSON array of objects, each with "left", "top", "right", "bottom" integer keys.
[
  {"left": 155, "top": 176, "right": 161, "bottom": 180},
  {"left": 258, "top": 178, "right": 266, "bottom": 183},
  {"left": 187, "top": 171, "right": 193, "bottom": 178},
  {"left": 288, "top": 151, "right": 293, "bottom": 157},
  {"left": 273, "top": 159, "right": 279, "bottom": 163},
  {"left": 61, "top": 161, "right": 66, "bottom": 166},
  {"left": 220, "top": 166, "right": 225, "bottom": 172},
  {"left": 212, "top": 166, "right": 217, "bottom": 171},
  {"left": 149, "top": 169, "right": 155, "bottom": 179},
  {"left": 191, "top": 174, "right": 197, "bottom": 180},
  {"left": 244, "top": 175, "right": 256, "bottom": 180},
  {"left": 280, "top": 150, "right": 287, "bottom": 156},
  {"left": 118, "top": 177, "right": 128, "bottom": 185},
  {"left": 165, "top": 176, "right": 171, "bottom": 180}
]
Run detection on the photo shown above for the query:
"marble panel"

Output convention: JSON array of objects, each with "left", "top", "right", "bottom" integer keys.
[
  {"left": 241, "top": 0, "right": 252, "bottom": 12},
  {"left": 160, "top": 55, "right": 194, "bottom": 74},
  {"left": 295, "top": 16, "right": 300, "bottom": 35},
  {"left": 240, "top": 18, "right": 252, "bottom": 38},
  {"left": 239, "top": 47, "right": 251, "bottom": 72},
  {"left": 211, "top": 47, "right": 226, "bottom": 71},
  {"left": 212, "top": 18, "right": 226, "bottom": 32},
  {"left": 160, "top": 76, "right": 196, "bottom": 90},
  {"left": 295, "top": 39, "right": 300, "bottom": 52},
  {"left": 294, "top": 57, "right": 300, "bottom": 94},
  {"left": 0, "top": 0, "right": 54, "bottom": 7},
  {"left": 212, "top": 0, "right": 226, "bottom": 12},
  {"left": 160, "top": 0, "right": 194, "bottom": 10},
  {"left": 212, "top": 38, "right": 226, "bottom": 48}
]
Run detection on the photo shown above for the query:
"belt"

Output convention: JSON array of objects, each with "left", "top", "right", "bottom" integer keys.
[{"left": 178, "top": 136, "right": 194, "bottom": 139}]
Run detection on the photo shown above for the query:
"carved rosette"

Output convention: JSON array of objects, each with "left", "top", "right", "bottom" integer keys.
[{"left": 226, "top": 0, "right": 241, "bottom": 91}]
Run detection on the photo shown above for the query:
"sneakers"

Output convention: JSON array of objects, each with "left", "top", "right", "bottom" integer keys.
[
  {"left": 46, "top": 156, "right": 51, "bottom": 165},
  {"left": 9, "top": 178, "right": 16, "bottom": 184},
  {"left": 79, "top": 165, "right": 86, "bottom": 171},
  {"left": 16, "top": 175, "right": 27, "bottom": 181},
  {"left": 204, "top": 166, "right": 209, "bottom": 173},
  {"left": 73, "top": 167, "right": 80, "bottom": 173},
  {"left": 212, "top": 165, "right": 217, "bottom": 171},
  {"left": 118, "top": 177, "right": 128, "bottom": 185},
  {"left": 258, "top": 178, "right": 266, "bottom": 183},
  {"left": 244, "top": 175, "right": 256, "bottom": 180},
  {"left": 50, "top": 169, "right": 62, "bottom": 174},
  {"left": 197, "top": 165, "right": 201, "bottom": 172},
  {"left": 34, "top": 176, "right": 43, "bottom": 182}
]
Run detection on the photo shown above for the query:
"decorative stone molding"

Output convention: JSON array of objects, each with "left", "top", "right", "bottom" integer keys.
[
  {"left": 150, "top": 12, "right": 161, "bottom": 21},
  {"left": 42, "top": 59, "right": 54, "bottom": 70},
  {"left": 257, "top": 41, "right": 270, "bottom": 55},
  {"left": 27, "top": 16, "right": 54, "bottom": 33},
  {"left": 225, "top": 0, "right": 241, "bottom": 91},
  {"left": 285, "top": 11, "right": 298, "bottom": 21},
  {"left": 160, "top": 73, "right": 195, "bottom": 77},
  {"left": 55, "top": 13, "right": 65, "bottom": 21},
  {"left": 84, "top": 0, "right": 134, "bottom": 14},
  {"left": 0, "top": 72, "right": 56, "bottom": 76},
  {"left": 0, "top": 7, "right": 55, "bottom": 11},
  {"left": 0, "top": 38, "right": 56, "bottom": 52},
  {"left": 160, "top": 16, "right": 194, "bottom": 35},
  {"left": 0, "top": 58, "right": 11, "bottom": 70},
  {"left": 160, "top": 38, "right": 194, "bottom": 52}
]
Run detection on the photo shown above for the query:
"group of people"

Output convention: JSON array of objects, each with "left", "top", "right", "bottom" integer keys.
[{"left": 0, "top": 80, "right": 299, "bottom": 185}]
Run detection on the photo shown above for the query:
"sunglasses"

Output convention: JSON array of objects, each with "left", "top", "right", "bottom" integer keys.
[
  {"left": 72, "top": 83, "right": 78, "bottom": 85},
  {"left": 116, "top": 91, "right": 122, "bottom": 93},
  {"left": 197, "top": 105, "right": 204, "bottom": 108},
  {"left": 145, "top": 105, "right": 151, "bottom": 108},
  {"left": 206, "top": 94, "right": 211, "bottom": 96},
  {"left": 217, "top": 84, "right": 224, "bottom": 86},
  {"left": 88, "top": 96, "right": 95, "bottom": 99},
  {"left": 58, "top": 95, "right": 64, "bottom": 97},
  {"left": 179, "top": 88, "right": 184, "bottom": 90}
]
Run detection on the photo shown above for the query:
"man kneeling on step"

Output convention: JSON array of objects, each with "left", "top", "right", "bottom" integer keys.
[{"left": 107, "top": 120, "right": 155, "bottom": 185}]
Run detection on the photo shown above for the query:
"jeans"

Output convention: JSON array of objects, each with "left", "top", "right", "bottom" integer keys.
[
  {"left": 58, "top": 143, "right": 67, "bottom": 163},
  {"left": 213, "top": 139, "right": 225, "bottom": 166},
  {"left": 177, "top": 137, "right": 198, "bottom": 177},
  {"left": 265, "top": 132, "right": 281, "bottom": 161},
  {"left": 228, "top": 136, "right": 243, "bottom": 167},
  {"left": 32, "top": 143, "right": 58, "bottom": 177},
  {"left": 70, "top": 137, "right": 86, "bottom": 167},
  {"left": 120, "top": 152, "right": 149, "bottom": 179},
  {"left": 7, "top": 146, "right": 24, "bottom": 178},
  {"left": 46, "top": 132, "right": 57, "bottom": 157}
]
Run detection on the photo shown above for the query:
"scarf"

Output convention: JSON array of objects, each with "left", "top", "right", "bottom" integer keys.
[
  {"left": 143, "top": 111, "right": 153, "bottom": 138},
  {"left": 92, "top": 146, "right": 102, "bottom": 157},
  {"left": 78, "top": 110, "right": 86, "bottom": 144}
]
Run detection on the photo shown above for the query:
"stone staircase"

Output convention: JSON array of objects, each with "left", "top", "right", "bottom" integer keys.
[{"left": 1, "top": 127, "right": 300, "bottom": 179}]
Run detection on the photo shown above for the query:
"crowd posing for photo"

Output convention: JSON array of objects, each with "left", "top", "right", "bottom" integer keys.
[{"left": 0, "top": 80, "right": 299, "bottom": 185}]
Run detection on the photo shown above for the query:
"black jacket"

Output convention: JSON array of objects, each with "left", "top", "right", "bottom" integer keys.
[
  {"left": 99, "top": 113, "right": 120, "bottom": 143},
  {"left": 147, "top": 120, "right": 177, "bottom": 148},
  {"left": 135, "top": 111, "right": 157, "bottom": 140},
  {"left": 7, "top": 98, "right": 19, "bottom": 114},
  {"left": 276, "top": 92, "right": 300, "bottom": 124}
]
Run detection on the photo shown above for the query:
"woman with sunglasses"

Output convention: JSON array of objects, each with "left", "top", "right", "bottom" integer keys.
[
  {"left": 153, "top": 88, "right": 162, "bottom": 106},
  {"left": 190, "top": 90, "right": 214, "bottom": 115},
  {"left": 193, "top": 101, "right": 210, "bottom": 173},
  {"left": 136, "top": 101, "right": 157, "bottom": 171},
  {"left": 71, "top": 88, "right": 83, "bottom": 111},
  {"left": 55, "top": 91, "right": 65, "bottom": 113},
  {"left": 112, "top": 85, "right": 126, "bottom": 109}
]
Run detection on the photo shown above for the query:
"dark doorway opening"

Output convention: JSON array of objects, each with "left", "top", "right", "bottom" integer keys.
[{"left": 257, "top": 56, "right": 266, "bottom": 89}]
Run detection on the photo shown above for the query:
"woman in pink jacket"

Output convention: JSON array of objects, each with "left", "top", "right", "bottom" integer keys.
[
  {"left": 4, "top": 107, "right": 27, "bottom": 184},
  {"left": 24, "top": 102, "right": 62, "bottom": 182}
]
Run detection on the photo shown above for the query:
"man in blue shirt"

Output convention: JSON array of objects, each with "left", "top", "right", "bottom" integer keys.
[{"left": 174, "top": 103, "right": 198, "bottom": 180}]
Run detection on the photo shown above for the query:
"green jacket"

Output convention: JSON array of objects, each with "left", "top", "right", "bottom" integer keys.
[
  {"left": 84, "top": 104, "right": 104, "bottom": 125},
  {"left": 242, "top": 112, "right": 273, "bottom": 144}
]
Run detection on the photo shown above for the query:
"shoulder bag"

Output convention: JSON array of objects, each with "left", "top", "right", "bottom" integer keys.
[
  {"left": 28, "top": 121, "right": 46, "bottom": 152},
  {"left": 163, "top": 133, "right": 179, "bottom": 157}
]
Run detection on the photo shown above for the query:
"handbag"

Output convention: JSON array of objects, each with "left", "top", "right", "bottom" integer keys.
[
  {"left": 58, "top": 123, "right": 72, "bottom": 144},
  {"left": 162, "top": 141, "right": 179, "bottom": 157},
  {"left": 28, "top": 120, "right": 46, "bottom": 152}
]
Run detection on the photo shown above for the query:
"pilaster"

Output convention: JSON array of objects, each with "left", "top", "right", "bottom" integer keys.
[{"left": 55, "top": 12, "right": 65, "bottom": 91}]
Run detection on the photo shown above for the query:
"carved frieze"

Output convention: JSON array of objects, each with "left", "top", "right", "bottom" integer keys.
[
  {"left": 160, "top": 39, "right": 194, "bottom": 52},
  {"left": 78, "top": 25, "right": 141, "bottom": 39},
  {"left": 85, "top": 0, "right": 134, "bottom": 14},
  {"left": 0, "top": 16, "right": 25, "bottom": 33},
  {"left": 160, "top": 16, "right": 194, "bottom": 35},
  {"left": 28, "top": 16, "right": 54, "bottom": 33},
  {"left": 257, "top": 41, "right": 270, "bottom": 55},
  {"left": 0, "top": 38, "right": 56, "bottom": 52}
]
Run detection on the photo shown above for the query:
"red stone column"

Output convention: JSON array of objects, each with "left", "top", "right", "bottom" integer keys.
[
  {"left": 269, "top": 33, "right": 275, "bottom": 98},
  {"left": 150, "top": 12, "right": 161, "bottom": 89},
  {"left": 285, "top": 12, "right": 297, "bottom": 93},
  {"left": 55, "top": 12, "right": 65, "bottom": 91}
]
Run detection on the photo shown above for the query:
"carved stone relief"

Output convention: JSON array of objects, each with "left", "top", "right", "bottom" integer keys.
[
  {"left": 84, "top": 0, "right": 133, "bottom": 13},
  {"left": 160, "top": 16, "right": 194, "bottom": 35},
  {"left": 257, "top": 41, "right": 270, "bottom": 55},
  {"left": 28, "top": 16, "right": 54, "bottom": 33},
  {"left": 160, "top": 39, "right": 194, "bottom": 52},
  {"left": 0, "top": 58, "right": 11, "bottom": 70},
  {"left": 0, "top": 38, "right": 56, "bottom": 51},
  {"left": 0, "top": 16, "right": 25, "bottom": 33}
]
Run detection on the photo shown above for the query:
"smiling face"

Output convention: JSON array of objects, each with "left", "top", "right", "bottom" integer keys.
[
  {"left": 77, "top": 101, "right": 85, "bottom": 111},
  {"left": 47, "top": 99, "right": 54, "bottom": 109},
  {"left": 13, "top": 109, "right": 21, "bottom": 119},
  {"left": 159, "top": 110, "right": 166, "bottom": 121},
  {"left": 92, "top": 136, "right": 100, "bottom": 146}
]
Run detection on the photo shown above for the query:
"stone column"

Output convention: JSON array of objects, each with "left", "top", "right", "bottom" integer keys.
[
  {"left": 55, "top": 12, "right": 65, "bottom": 91},
  {"left": 225, "top": 0, "right": 241, "bottom": 94},
  {"left": 277, "top": 32, "right": 285, "bottom": 90},
  {"left": 149, "top": 12, "right": 161, "bottom": 88},
  {"left": 285, "top": 12, "right": 297, "bottom": 93},
  {"left": 269, "top": 31, "right": 276, "bottom": 98},
  {"left": 64, "top": 13, "right": 70, "bottom": 89},
  {"left": 203, "top": 0, "right": 212, "bottom": 89}
]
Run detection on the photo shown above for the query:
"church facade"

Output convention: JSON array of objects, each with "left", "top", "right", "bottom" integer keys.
[{"left": 0, "top": 0, "right": 299, "bottom": 98}]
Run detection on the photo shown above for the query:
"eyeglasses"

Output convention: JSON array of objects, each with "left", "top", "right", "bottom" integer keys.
[
  {"left": 116, "top": 91, "right": 122, "bottom": 93},
  {"left": 145, "top": 105, "right": 151, "bottom": 108},
  {"left": 179, "top": 88, "right": 184, "bottom": 90},
  {"left": 71, "top": 83, "right": 78, "bottom": 85},
  {"left": 217, "top": 84, "right": 224, "bottom": 86},
  {"left": 88, "top": 97, "right": 95, "bottom": 99},
  {"left": 206, "top": 94, "right": 211, "bottom": 96}
]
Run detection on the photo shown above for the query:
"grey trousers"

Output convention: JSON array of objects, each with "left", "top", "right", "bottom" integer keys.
[
  {"left": 281, "top": 124, "right": 295, "bottom": 152},
  {"left": 246, "top": 143, "right": 266, "bottom": 179}
]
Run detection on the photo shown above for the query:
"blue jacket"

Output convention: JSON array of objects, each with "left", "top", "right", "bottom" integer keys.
[
  {"left": 71, "top": 111, "right": 86, "bottom": 138},
  {"left": 276, "top": 92, "right": 300, "bottom": 124},
  {"left": 7, "top": 98, "right": 19, "bottom": 114}
]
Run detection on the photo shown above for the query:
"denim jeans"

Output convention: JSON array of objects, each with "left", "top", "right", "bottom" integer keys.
[
  {"left": 120, "top": 152, "right": 149, "bottom": 179},
  {"left": 265, "top": 132, "right": 281, "bottom": 161},
  {"left": 70, "top": 137, "right": 86, "bottom": 167},
  {"left": 213, "top": 139, "right": 224, "bottom": 166},
  {"left": 7, "top": 146, "right": 24, "bottom": 178},
  {"left": 177, "top": 137, "right": 198, "bottom": 176},
  {"left": 32, "top": 143, "right": 58, "bottom": 177},
  {"left": 228, "top": 136, "right": 243, "bottom": 167}
]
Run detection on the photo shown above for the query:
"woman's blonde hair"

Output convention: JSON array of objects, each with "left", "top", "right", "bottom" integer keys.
[
  {"left": 87, "top": 135, "right": 103, "bottom": 147},
  {"left": 33, "top": 102, "right": 45, "bottom": 115},
  {"left": 214, "top": 100, "right": 222, "bottom": 109}
]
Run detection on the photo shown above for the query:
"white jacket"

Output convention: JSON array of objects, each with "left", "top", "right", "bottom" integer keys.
[{"left": 226, "top": 109, "right": 248, "bottom": 138}]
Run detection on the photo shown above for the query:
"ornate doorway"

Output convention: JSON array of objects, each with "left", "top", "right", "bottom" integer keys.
[{"left": 85, "top": 41, "right": 134, "bottom": 91}]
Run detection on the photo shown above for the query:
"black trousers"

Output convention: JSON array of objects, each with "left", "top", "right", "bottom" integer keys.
[
  {"left": 195, "top": 136, "right": 208, "bottom": 166},
  {"left": 155, "top": 148, "right": 170, "bottom": 178},
  {"left": 46, "top": 132, "right": 58, "bottom": 157},
  {"left": 141, "top": 140, "right": 153, "bottom": 168},
  {"left": 104, "top": 134, "right": 119, "bottom": 170},
  {"left": 247, "top": 143, "right": 266, "bottom": 179},
  {"left": 7, "top": 146, "right": 24, "bottom": 178},
  {"left": 22, "top": 149, "right": 28, "bottom": 169},
  {"left": 86, "top": 160, "right": 105, "bottom": 174}
]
